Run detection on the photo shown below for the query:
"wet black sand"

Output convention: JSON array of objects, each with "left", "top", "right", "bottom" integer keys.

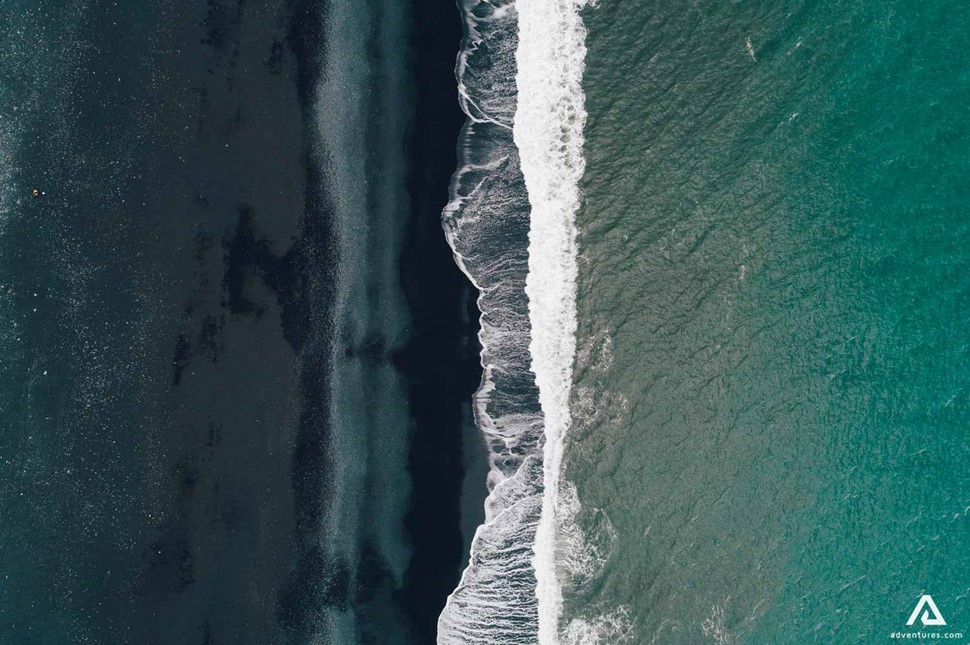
[{"left": 395, "top": 1, "right": 483, "bottom": 641}]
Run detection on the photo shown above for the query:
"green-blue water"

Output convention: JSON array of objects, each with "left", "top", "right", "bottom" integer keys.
[{"left": 565, "top": 1, "right": 970, "bottom": 641}]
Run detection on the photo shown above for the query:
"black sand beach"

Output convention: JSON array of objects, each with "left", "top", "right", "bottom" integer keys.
[
  {"left": 396, "top": 0, "right": 483, "bottom": 640},
  {"left": 0, "top": 0, "right": 477, "bottom": 642}
]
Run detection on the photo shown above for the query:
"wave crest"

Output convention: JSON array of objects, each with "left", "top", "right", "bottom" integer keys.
[{"left": 514, "top": 0, "right": 591, "bottom": 641}]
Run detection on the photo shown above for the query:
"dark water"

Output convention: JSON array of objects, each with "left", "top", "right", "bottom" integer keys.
[{"left": 0, "top": 0, "right": 476, "bottom": 643}]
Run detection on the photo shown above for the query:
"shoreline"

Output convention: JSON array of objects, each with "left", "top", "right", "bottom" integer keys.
[{"left": 394, "top": 0, "right": 485, "bottom": 640}]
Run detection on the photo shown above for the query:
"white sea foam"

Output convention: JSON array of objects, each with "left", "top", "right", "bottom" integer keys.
[
  {"left": 438, "top": 1, "right": 545, "bottom": 642},
  {"left": 562, "top": 606, "right": 633, "bottom": 645},
  {"left": 558, "top": 484, "right": 632, "bottom": 644},
  {"left": 515, "top": 0, "right": 591, "bottom": 641},
  {"left": 438, "top": 0, "right": 591, "bottom": 642}
]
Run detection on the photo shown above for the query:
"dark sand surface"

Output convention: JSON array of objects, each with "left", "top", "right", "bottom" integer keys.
[
  {"left": 395, "top": 0, "right": 483, "bottom": 640},
  {"left": 0, "top": 0, "right": 480, "bottom": 643},
  {"left": 122, "top": 1, "right": 326, "bottom": 641},
  {"left": 133, "top": 0, "right": 479, "bottom": 640}
]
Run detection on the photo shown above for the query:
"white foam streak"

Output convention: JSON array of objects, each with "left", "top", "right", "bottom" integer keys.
[{"left": 514, "top": 0, "right": 590, "bottom": 641}]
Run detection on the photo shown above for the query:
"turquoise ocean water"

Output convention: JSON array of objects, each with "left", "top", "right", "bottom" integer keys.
[{"left": 562, "top": 1, "right": 970, "bottom": 642}]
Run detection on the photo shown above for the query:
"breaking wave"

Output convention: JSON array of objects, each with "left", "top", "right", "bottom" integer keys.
[{"left": 438, "top": 0, "right": 592, "bottom": 643}]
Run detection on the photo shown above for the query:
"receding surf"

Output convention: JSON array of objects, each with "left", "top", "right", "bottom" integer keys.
[{"left": 437, "top": 0, "right": 591, "bottom": 643}]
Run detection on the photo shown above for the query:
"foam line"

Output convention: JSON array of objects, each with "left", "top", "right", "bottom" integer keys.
[
  {"left": 437, "top": 0, "right": 590, "bottom": 642},
  {"left": 514, "top": 0, "right": 591, "bottom": 641}
]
